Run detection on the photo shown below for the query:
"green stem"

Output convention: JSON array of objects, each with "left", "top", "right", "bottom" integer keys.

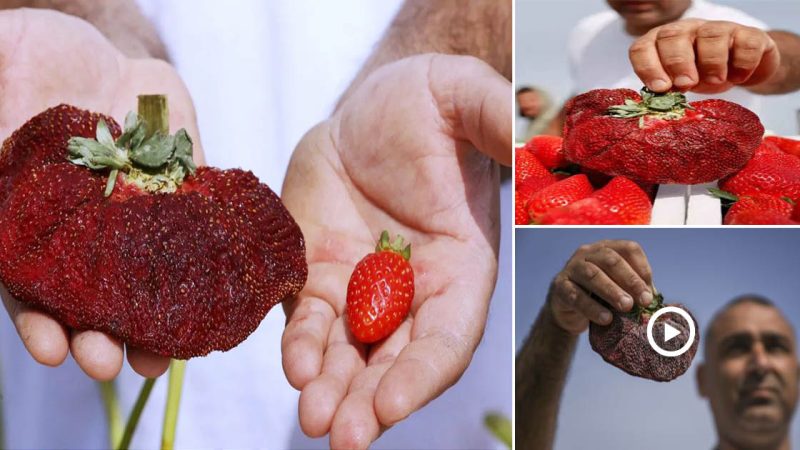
[
  {"left": 116, "top": 378, "right": 157, "bottom": 450},
  {"left": 99, "top": 381, "right": 123, "bottom": 449},
  {"left": 160, "top": 360, "right": 186, "bottom": 450},
  {"left": 138, "top": 95, "right": 169, "bottom": 137}
]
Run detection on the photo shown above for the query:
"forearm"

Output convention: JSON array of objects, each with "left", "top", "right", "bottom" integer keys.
[
  {"left": 338, "top": 0, "right": 511, "bottom": 108},
  {"left": 0, "top": 0, "right": 167, "bottom": 59},
  {"left": 515, "top": 299, "right": 578, "bottom": 449},
  {"left": 748, "top": 30, "right": 800, "bottom": 95}
]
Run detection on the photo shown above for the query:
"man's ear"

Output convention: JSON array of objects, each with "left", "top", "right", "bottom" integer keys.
[{"left": 696, "top": 361, "right": 708, "bottom": 398}]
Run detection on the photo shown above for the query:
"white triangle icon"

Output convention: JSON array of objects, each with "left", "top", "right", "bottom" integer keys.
[{"left": 664, "top": 323, "right": 680, "bottom": 342}]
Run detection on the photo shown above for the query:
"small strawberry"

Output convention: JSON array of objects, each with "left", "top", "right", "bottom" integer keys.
[
  {"left": 527, "top": 174, "right": 593, "bottom": 223},
  {"left": 515, "top": 147, "right": 556, "bottom": 190},
  {"left": 764, "top": 136, "right": 800, "bottom": 159},
  {"left": 522, "top": 135, "right": 566, "bottom": 170},
  {"left": 539, "top": 177, "right": 652, "bottom": 225},
  {"left": 346, "top": 231, "right": 415, "bottom": 343},
  {"left": 725, "top": 195, "right": 795, "bottom": 225},
  {"left": 719, "top": 142, "right": 800, "bottom": 202}
]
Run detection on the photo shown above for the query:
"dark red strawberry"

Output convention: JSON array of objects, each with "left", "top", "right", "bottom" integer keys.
[
  {"left": 719, "top": 142, "right": 800, "bottom": 202},
  {"left": 590, "top": 290, "right": 699, "bottom": 382},
  {"left": 346, "top": 231, "right": 414, "bottom": 343},
  {"left": 521, "top": 135, "right": 566, "bottom": 170},
  {"left": 764, "top": 135, "right": 800, "bottom": 159},
  {"left": 527, "top": 174, "right": 593, "bottom": 223},
  {"left": 563, "top": 88, "right": 763, "bottom": 184},
  {"left": 0, "top": 104, "right": 307, "bottom": 359},
  {"left": 538, "top": 177, "right": 652, "bottom": 225}
]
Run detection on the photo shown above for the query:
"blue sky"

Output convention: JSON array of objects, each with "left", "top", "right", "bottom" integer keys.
[
  {"left": 516, "top": 0, "right": 800, "bottom": 136},
  {"left": 516, "top": 228, "right": 800, "bottom": 449}
]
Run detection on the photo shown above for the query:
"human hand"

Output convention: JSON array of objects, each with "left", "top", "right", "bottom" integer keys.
[
  {"left": 280, "top": 53, "right": 510, "bottom": 449},
  {"left": 0, "top": 9, "right": 204, "bottom": 380},
  {"left": 629, "top": 19, "right": 780, "bottom": 94},
  {"left": 548, "top": 240, "right": 655, "bottom": 335}
]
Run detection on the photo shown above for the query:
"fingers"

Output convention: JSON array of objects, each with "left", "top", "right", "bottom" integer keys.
[
  {"left": 70, "top": 330, "right": 123, "bottom": 381},
  {"left": 127, "top": 346, "right": 170, "bottom": 378},
  {"left": 654, "top": 22, "right": 699, "bottom": 90},
  {"left": 630, "top": 20, "right": 779, "bottom": 92},
  {"left": 282, "top": 295, "right": 337, "bottom": 389},
  {"left": 4, "top": 296, "right": 70, "bottom": 367},
  {"left": 430, "top": 54, "right": 512, "bottom": 166},
  {"left": 298, "top": 319, "right": 366, "bottom": 438},
  {"left": 551, "top": 277, "right": 612, "bottom": 326},
  {"left": 328, "top": 322, "right": 411, "bottom": 450}
]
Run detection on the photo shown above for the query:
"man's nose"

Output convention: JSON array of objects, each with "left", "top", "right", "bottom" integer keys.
[{"left": 748, "top": 342, "right": 772, "bottom": 373}]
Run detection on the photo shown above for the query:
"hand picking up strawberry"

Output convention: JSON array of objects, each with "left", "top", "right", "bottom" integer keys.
[
  {"left": 563, "top": 87, "right": 763, "bottom": 185},
  {"left": 347, "top": 231, "right": 414, "bottom": 343},
  {"left": 0, "top": 99, "right": 308, "bottom": 359}
]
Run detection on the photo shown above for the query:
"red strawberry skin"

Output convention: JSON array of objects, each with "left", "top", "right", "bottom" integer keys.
[
  {"left": 723, "top": 195, "right": 796, "bottom": 225},
  {"left": 522, "top": 135, "right": 566, "bottom": 170},
  {"left": 563, "top": 89, "right": 763, "bottom": 184},
  {"left": 539, "top": 177, "right": 651, "bottom": 225},
  {"left": 516, "top": 147, "right": 557, "bottom": 190},
  {"left": 346, "top": 246, "right": 414, "bottom": 344},
  {"left": 719, "top": 142, "right": 800, "bottom": 202},
  {"left": 0, "top": 105, "right": 308, "bottom": 359},
  {"left": 527, "top": 174, "right": 593, "bottom": 223},
  {"left": 765, "top": 135, "right": 800, "bottom": 158}
]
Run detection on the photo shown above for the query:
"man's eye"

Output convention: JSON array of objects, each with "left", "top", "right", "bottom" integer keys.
[
  {"left": 722, "top": 342, "right": 750, "bottom": 356},
  {"left": 766, "top": 341, "right": 791, "bottom": 354}
]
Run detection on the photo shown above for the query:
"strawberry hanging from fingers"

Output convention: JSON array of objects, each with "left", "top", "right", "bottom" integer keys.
[
  {"left": 347, "top": 231, "right": 415, "bottom": 344},
  {"left": 563, "top": 88, "right": 763, "bottom": 185}
]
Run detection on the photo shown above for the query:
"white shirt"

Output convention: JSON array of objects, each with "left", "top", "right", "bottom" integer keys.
[
  {"left": 568, "top": 0, "right": 768, "bottom": 114},
  {"left": 0, "top": 1, "right": 512, "bottom": 449}
]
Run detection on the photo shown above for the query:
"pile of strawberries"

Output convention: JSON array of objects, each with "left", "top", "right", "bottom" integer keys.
[
  {"left": 515, "top": 134, "right": 800, "bottom": 225},
  {"left": 715, "top": 136, "right": 800, "bottom": 225},
  {"left": 515, "top": 135, "right": 653, "bottom": 225}
]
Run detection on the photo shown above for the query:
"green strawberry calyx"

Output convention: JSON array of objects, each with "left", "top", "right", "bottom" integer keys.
[
  {"left": 627, "top": 286, "right": 664, "bottom": 322},
  {"left": 606, "top": 87, "right": 694, "bottom": 128},
  {"left": 67, "top": 112, "right": 196, "bottom": 197},
  {"left": 376, "top": 230, "right": 411, "bottom": 261}
]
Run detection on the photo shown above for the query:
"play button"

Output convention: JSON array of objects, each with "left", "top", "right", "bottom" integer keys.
[
  {"left": 646, "top": 306, "right": 696, "bottom": 357},
  {"left": 664, "top": 323, "right": 680, "bottom": 342}
]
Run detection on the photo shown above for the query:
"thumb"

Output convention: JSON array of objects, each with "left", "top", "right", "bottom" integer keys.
[{"left": 430, "top": 54, "right": 512, "bottom": 166}]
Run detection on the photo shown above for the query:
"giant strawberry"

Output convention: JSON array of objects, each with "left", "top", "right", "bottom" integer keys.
[
  {"left": 346, "top": 231, "right": 414, "bottom": 344},
  {"left": 590, "top": 290, "right": 699, "bottom": 382},
  {"left": 563, "top": 88, "right": 763, "bottom": 184},
  {"left": 0, "top": 103, "right": 307, "bottom": 359}
]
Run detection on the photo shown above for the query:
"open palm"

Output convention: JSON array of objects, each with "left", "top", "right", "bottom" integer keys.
[
  {"left": 281, "top": 54, "right": 511, "bottom": 449},
  {"left": 0, "top": 8, "right": 203, "bottom": 380}
]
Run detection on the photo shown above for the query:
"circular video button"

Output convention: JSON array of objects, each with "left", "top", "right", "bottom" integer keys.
[{"left": 646, "top": 306, "right": 696, "bottom": 357}]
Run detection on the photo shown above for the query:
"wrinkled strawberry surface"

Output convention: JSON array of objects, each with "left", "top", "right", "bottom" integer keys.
[
  {"left": 564, "top": 89, "right": 763, "bottom": 184},
  {"left": 589, "top": 302, "right": 698, "bottom": 381},
  {"left": 0, "top": 105, "right": 307, "bottom": 358}
]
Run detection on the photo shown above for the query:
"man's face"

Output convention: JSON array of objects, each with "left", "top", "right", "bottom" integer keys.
[
  {"left": 701, "top": 302, "right": 799, "bottom": 447},
  {"left": 517, "top": 91, "right": 542, "bottom": 118},
  {"left": 606, "top": 0, "right": 692, "bottom": 35}
]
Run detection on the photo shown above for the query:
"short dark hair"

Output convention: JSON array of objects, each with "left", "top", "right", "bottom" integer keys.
[
  {"left": 516, "top": 86, "right": 535, "bottom": 96},
  {"left": 704, "top": 295, "right": 787, "bottom": 356}
]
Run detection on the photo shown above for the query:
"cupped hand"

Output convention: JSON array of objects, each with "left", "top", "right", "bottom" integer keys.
[
  {"left": 0, "top": 8, "right": 204, "bottom": 380},
  {"left": 548, "top": 240, "right": 655, "bottom": 335},
  {"left": 280, "top": 53, "right": 510, "bottom": 449},
  {"left": 629, "top": 19, "right": 780, "bottom": 94}
]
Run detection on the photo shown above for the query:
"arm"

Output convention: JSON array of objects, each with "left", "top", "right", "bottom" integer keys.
[
  {"left": 515, "top": 300, "right": 578, "bottom": 449},
  {"left": 338, "top": 0, "right": 511, "bottom": 107},
  {"left": 514, "top": 240, "right": 656, "bottom": 449},
  {"left": 0, "top": 0, "right": 168, "bottom": 59}
]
